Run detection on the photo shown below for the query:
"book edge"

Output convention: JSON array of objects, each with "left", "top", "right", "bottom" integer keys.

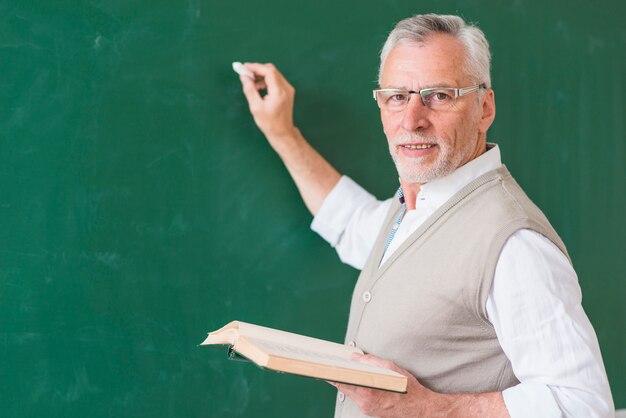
[{"left": 264, "top": 353, "right": 408, "bottom": 393}]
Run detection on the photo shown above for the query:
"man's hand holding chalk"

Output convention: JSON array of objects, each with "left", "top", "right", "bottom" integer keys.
[
  {"left": 234, "top": 61, "right": 339, "bottom": 215},
  {"left": 233, "top": 61, "right": 268, "bottom": 91},
  {"left": 235, "top": 62, "right": 297, "bottom": 149},
  {"left": 232, "top": 62, "right": 255, "bottom": 79}
]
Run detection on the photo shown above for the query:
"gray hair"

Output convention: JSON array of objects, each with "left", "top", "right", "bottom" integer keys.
[{"left": 378, "top": 14, "right": 491, "bottom": 88}]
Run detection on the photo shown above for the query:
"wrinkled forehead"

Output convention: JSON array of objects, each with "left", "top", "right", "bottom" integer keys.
[{"left": 380, "top": 35, "right": 471, "bottom": 88}]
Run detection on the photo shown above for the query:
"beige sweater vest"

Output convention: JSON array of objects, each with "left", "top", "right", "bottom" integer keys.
[{"left": 334, "top": 166, "right": 570, "bottom": 418}]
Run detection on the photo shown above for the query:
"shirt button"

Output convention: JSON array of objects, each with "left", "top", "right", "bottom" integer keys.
[
  {"left": 338, "top": 392, "right": 345, "bottom": 402},
  {"left": 362, "top": 291, "right": 372, "bottom": 302},
  {"left": 348, "top": 341, "right": 356, "bottom": 348}
]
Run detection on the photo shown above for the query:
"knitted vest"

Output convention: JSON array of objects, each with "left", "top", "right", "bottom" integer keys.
[{"left": 334, "top": 166, "right": 570, "bottom": 417}]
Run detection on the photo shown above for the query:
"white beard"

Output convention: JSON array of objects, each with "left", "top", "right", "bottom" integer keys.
[{"left": 388, "top": 132, "right": 465, "bottom": 184}]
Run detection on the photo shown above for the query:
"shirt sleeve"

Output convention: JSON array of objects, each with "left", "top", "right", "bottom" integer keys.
[
  {"left": 487, "top": 230, "right": 614, "bottom": 418},
  {"left": 311, "top": 175, "right": 392, "bottom": 270}
]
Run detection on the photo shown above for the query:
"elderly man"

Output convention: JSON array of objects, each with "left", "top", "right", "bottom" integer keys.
[{"left": 237, "top": 14, "right": 613, "bottom": 418}]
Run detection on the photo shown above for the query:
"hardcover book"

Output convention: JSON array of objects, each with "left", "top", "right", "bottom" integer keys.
[{"left": 201, "top": 320, "right": 407, "bottom": 393}]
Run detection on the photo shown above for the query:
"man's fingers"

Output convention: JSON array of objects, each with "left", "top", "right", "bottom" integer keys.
[
  {"left": 351, "top": 353, "right": 405, "bottom": 374},
  {"left": 334, "top": 382, "right": 377, "bottom": 404},
  {"left": 240, "top": 74, "right": 262, "bottom": 108},
  {"left": 243, "top": 62, "right": 289, "bottom": 95},
  {"left": 334, "top": 383, "right": 355, "bottom": 396},
  {"left": 351, "top": 352, "right": 385, "bottom": 365},
  {"left": 242, "top": 62, "right": 277, "bottom": 78}
]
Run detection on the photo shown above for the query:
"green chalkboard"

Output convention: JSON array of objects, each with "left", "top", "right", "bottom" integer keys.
[{"left": 1, "top": 1, "right": 624, "bottom": 416}]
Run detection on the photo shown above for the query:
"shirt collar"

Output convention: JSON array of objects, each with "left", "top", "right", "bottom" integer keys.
[{"left": 410, "top": 143, "right": 502, "bottom": 208}]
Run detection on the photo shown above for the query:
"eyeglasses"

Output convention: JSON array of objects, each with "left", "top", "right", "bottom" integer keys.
[{"left": 372, "top": 83, "right": 487, "bottom": 112}]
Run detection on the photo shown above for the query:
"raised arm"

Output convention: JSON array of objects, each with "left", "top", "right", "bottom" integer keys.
[{"left": 238, "top": 62, "right": 340, "bottom": 215}]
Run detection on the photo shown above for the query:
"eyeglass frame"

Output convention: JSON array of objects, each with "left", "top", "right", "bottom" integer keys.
[{"left": 372, "top": 83, "right": 488, "bottom": 111}]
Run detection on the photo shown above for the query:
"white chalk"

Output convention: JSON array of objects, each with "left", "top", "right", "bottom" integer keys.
[{"left": 232, "top": 62, "right": 255, "bottom": 79}]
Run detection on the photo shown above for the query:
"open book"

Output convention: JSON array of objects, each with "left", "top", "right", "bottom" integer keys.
[{"left": 200, "top": 321, "right": 407, "bottom": 393}]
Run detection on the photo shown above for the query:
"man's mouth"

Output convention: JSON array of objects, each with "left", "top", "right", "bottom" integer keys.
[
  {"left": 401, "top": 144, "right": 435, "bottom": 150},
  {"left": 396, "top": 143, "right": 437, "bottom": 159}
]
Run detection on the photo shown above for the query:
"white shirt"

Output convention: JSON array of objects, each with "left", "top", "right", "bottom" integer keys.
[{"left": 311, "top": 145, "right": 614, "bottom": 418}]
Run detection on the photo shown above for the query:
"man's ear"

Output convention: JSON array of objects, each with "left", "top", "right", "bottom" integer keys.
[{"left": 478, "top": 89, "right": 496, "bottom": 135}]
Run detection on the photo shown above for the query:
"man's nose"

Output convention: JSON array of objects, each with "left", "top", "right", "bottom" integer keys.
[{"left": 401, "top": 94, "right": 431, "bottom": 131}]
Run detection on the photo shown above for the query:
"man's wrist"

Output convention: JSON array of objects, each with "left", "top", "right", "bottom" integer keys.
[{"left": 265, "top": 126, "right": 302, "bottom": 154}]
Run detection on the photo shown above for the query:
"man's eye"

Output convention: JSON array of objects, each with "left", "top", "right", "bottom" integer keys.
[
  {"left": 388, "top": 93, "right": 408, "bottom": 102},
  {"left": 429, "top": 91, "right": 452, "bottom": 102}
]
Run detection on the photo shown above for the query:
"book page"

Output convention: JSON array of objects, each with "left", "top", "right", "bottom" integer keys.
[{"left": 236, "top": 321, "right": 364, "bottom": 358}]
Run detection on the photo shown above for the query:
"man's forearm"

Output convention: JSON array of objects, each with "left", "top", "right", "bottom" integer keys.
[
  {"left": 270, "top": 127, "right": 341, "bottom": 216},
  {"left": 433, "top": 391, "right": 509, "bottom": 418}
]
